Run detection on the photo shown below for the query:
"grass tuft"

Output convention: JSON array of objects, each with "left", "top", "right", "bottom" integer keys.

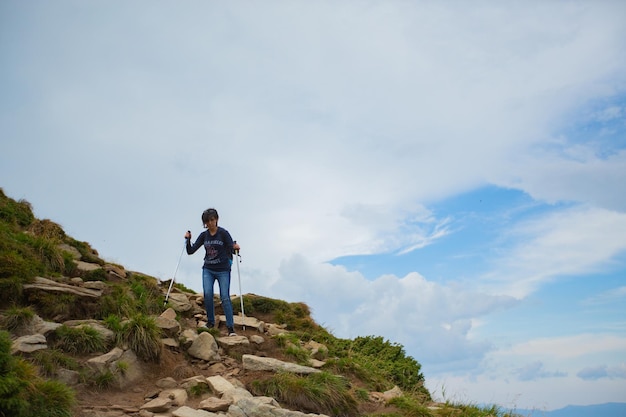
[
  {"left": 117, "top": 314, "right": 162, "bottom": 362},
  {"left": 51, "top": 324, "right": 107, "bottom": 354},
  {"left": 250, "top": 371, "right": 358, "bottom": 417},
  {"left": 0, "top": 305, "right": 35, "bottom": 331}
]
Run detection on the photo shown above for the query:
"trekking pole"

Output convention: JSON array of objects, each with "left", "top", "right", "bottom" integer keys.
[
  {"left": 164, "top": 232, "right": 188, "bottom": 306},
  {"left": 234, "top": 241, "right": 245, "bottom": 330}
]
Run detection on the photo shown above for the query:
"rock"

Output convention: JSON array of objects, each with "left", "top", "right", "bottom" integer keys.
[
  {"left": 11, "top": 334, "right": 47, "bottom": 353},
  {"left": 188, "top": 332, "right": 220, "bottom": 361},
  {"left": 113, "top": 349, "right": 143, "bottom": 389},
  {"left": 56, "top": 368, "right": 80, "bottom": 385},
  {"left": 221, "top": 387, "right": 253, "bottom": 403},
  {"left": 162, "top": 338, "right": 180, "bottom": 348},
  {"left": 208, "top": 362, "right": 226, "bottom": 374},
  {"left": 218, "top": 314, "right": 265, "bottom": 332},
  {"left": 159, "top": 388, "right": 188, "bottom": 406},
  {"left": 63, "top": 320, "right": 115, "bottom": 345},
  {"left": 206, "top": 375, "right": 235, "bottom": 395},
  {"left": 156, "top": 377, "right": 178, "bottom": 389},
  {"left": 84, "top": 281, "right": 106, "bottom": 290},
  {"left": 74, "top": 260, "right": 101, "bottom": 272},
  {"left": 58, "top": 243, "right": 81, "bottom": 260},
  {"left": 141, "top": 397, "right": 172, "bottom": 413},
  {"left": 304, "top": 340, "right": 327, "bottom": 357},
  {"left": 215, "top": 335, "right": 249, "bottom": 348},
  {"left": 167, "top": 293, "right": 193, "bottom": 312},
  {"left": 160, "top": 307, "right": 177, "bottom": 321},
  {"left": 87, "top": 347, "right": 124, "bottom": 373},
  {"left": 180, "top": 375, "right": 208, "bottom": 391},
  {"left": 24, "top": 276, "right": 102, "bottom": 298},
  {"left": 309, "top": 359, "right": 326, "bottom": 368},
  {"left": 250, "top": 335, "right": 265, "bottom": 344},
  {"left": 242, "top": 354, "right": 321, "bottom": 374},
  {"left": 104, "top": 264, "right": 127, "bottom": 280},
  {"left": 156, "top": 316, "right": 181, "bottom": 337},
  {"left": 172, "top": 406, "right": 215, "bottom": 417},
  {"left": 34, "top": 319, "right": 61, "bottom": 335},
  {"left": 181, "top": 329, "right": 198, "bottom": 348},
  {"left": 383, "top": 385, "right": 403, "bottom": 401},
  {"left": 265, "top": 323, "right": 288, "bottom": 336},
  {"left": 198, "top": 397, "right": 231, "bottom": 412}
]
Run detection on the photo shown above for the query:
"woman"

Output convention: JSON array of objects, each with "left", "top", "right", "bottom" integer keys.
[{"left": 185, "top": 208, "right": 240, "bottom": 336}]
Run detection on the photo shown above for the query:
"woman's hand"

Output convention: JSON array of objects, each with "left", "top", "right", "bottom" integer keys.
[{"left": 184, "top": 231, "right": 191, "bottom": 240}]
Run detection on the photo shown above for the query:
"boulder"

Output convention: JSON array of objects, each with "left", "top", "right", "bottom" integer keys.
[
  {"left": 141, "top": 397, "right": 172, "bottom": 413},
  {"left": 242, "top": 354, "right": 321, "bottom": 375},
  {"left": 11, "top": 334, "right": 47, "bottom": 353},
  {"left": 167, "top": 293, "right": 193, "bottom": 312},
  {"left": 24, "top": 276, "right": 102, "bottom": 298},
  {"left": 187, "top": 332, "right": 220, "bottom": 361},
  {"left": 206, "top": 375, "right": 235, "bottom": 396},
  {"left": 159, "top": 388, "right": 188, "bottom": 406},
  {"left": 198, "top": 397, "right": 231, "bottom": 412},
  {"left": 171, "top": 406, "right": 215, "bottom": 417}
]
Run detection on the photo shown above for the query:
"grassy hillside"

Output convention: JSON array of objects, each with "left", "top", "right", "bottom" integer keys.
[{"left": 0, "top": 188, "right": 521, "bottom": 417}]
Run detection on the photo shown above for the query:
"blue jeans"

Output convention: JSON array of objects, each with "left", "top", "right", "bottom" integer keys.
[{"left": 202, "top": 268, "right": 234, "bottom": 329}]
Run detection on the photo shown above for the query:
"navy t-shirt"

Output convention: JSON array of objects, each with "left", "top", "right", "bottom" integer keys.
[{"left": 186, "top": 226, "right": 234, "bottom": 271}]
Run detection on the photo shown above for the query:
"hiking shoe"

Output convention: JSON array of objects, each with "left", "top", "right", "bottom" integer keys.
[{"left": 227, "top": 327, "right": 237, "bottom": 336}]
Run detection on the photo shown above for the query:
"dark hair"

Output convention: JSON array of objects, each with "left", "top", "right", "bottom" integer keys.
[{"left": 202, "top": 208, "right": 219, "bottom": 223}]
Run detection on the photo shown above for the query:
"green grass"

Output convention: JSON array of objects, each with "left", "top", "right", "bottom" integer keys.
[
  {"left": 31, "top": 349, "right": 80, "bottom": 377},
  {"left": 117, "top": 314, "right": 162, "bottom": 362},
  {"left": 0, "top": 330, "right": 75, "bottom": 417},
  {"left": 99, "top": 275, "right": 163, "bottom": 319},
  {"left": 0, "top": 305, "right": 35, "bottom": 331},
  {"left": 51, "top": 324, "right": 107, "bottom": 354},
  {"left": 388, "top": 396, "right": 434, "bottom": 417},
  {"left": 250, "top": 371, "right": 359, "bottom": 417},
  {"left": 91, "top": 370, "right": 115, "bottom": 389}
]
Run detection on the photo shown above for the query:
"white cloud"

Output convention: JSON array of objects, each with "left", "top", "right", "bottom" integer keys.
[
  {"left": 478, "top": 206, "right": 626, "bottom": 297},
  {"left": 515, "top": 361, "right": 567, "bottom": 381},
  {"left": 261, "top": 254, "right": 517, "bottom": 372},
  {"left": 577, "top": 364, "right": 626, "bottom": 380},
  {"left": 583, "top": 286, "right": 626, "bottom": 307},
  {"left": 497, "top": 334, "right": 626, "bottom": 359}
]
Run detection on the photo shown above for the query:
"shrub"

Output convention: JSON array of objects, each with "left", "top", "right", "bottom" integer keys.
[
  {"left": 250, "top": 371, "right": 358, "bottom": 417},
  {"left": 99, "top": 275, "right": 163, "bottom": 318},
  {"left": 285, "top": 344, "right": 312, "bottom": 365},
  {"left": 128, "top": 274, "right": 163, "bottom": 315},
  {"left": 0, "top": 330, "right": 75, "bottom": 417},
  {"left": 349, "top": 336, "right": 428, "bottom": 395},
  {"left": 28, "top": 379, "right": 75, "bottom": 417},
  {"left": 118, "top": 314, "right": 162, "bottom": 362},
  {"left": 52, "top": 324, "right": 107, "bottom": 354},
  {"left": 91, "top": 370, "right": 115, "bottom": 389},
  {"left": 65, "top": 238, "right": 103, "bottom": 265},
  {"left": 100, "top": 285, "right": 136, "bottom": 318},
  {"left": 82, "top": 268, "right": 107, "bottom": 282},
  {"left": 27, "top": 292, "right": 76, "bottom": 321},
  {"left": 188, "top": 383, "right": 210, "bottom": 397},
  {"left": 388, "top": 396, "right": 433, "bottom": 417},
  {"left": 28, "top": 219, "right": 66, "bottom": 241},
  {"left": 0, "top": 305, "right": 35, "bottom": 332},
  {"left": 115, "top": 361, "right": 129, "bottom": 376},
  {"left": 31, "top": 349, "right": 80, "bottom": 377},
  {"left": 0, "top": 191, "right": 35, "bottom": 227}
]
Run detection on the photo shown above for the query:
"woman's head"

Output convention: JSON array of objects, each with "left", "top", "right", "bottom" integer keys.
[{"left": 202, "top": 208, "right": 219, "bottom": 226}]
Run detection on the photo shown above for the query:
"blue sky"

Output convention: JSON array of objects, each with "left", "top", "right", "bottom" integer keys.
[{"left": 1, "top": 1, "right": 625, "bottom": 411}]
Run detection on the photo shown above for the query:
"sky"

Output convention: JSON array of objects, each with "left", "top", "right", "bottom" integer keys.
[{"left": 1, "top": 1, "right": 625, "bottom": 412}]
